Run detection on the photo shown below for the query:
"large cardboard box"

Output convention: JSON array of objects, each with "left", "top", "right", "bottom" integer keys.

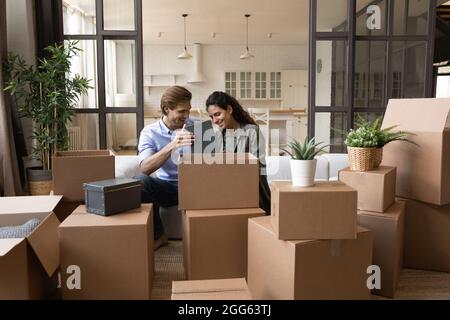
[
  {"left": 53, "top": 150, "right": 115, "bottom": 202},
  {"left": 248, "top": 217, "right": 373, "bottom": 300},
  {"left": 0, "top": 196, "right": 62, "bottom": 300},
  {"left": 178, "top": 153, "right": 259, "bottom": 210},
  {"left": 381, "top": 98, "right": 450, "bottom": 205},
  {"left": 401, "top": 198, "right": 450, "bottom": 273},
  {"left": 271, "top": 181, "right": 357, "bottom": 240},
  {"left": 357, "top": 201, "right": 405, "bottom": 298},
  {"left": 171, "top": 278, "right": 252, "bottom": 300},
  {"left": 59, "top": 204, "right": 153, "bottom": 300},
  {"left": 339, "top": 166, "right": 396, "bottom": 213},
  {"left": 182, "top": 208, "right": 265, "bottom": 280}
]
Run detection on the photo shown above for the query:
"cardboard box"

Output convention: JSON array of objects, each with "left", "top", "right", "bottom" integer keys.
[
  {"left": 357, "top": 201, "right": 405, "bottom": 298},
  {"left": 53, "top": 150, "right": 115, "bottom": 202},
  {"left": 339, "top": 166, "right": 396, "bottom": 213},
  {"left": 381, "top": 98, "right": 450, "bottom": 205},
  {"left": 401, "top": 198, "right": 450, "bottom": 273},
  {"left": 178, "top": 153, "right": 259, "bottom": 210},
  {"left": 171, "top": 278, "right": 252, "bottom": 300},
  {"left": 59, "top": 204, "right": 154, "bottom": 300},
  {"left": 271, "top": 181, "right": 357, "bottom": 240},
  {"left": 182, "top": 208, "right": 265, "bottom": 280},
  {"left": 247, "top": 217, "right": 373, "bottom": 300},
  {"left": 0, "top": 196, "right": 62, "bottom": 300}
]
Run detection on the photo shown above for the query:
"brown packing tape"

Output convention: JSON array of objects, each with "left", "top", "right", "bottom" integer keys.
[{"left": 172, "top": 278, "right": 248, "bottom": 294}]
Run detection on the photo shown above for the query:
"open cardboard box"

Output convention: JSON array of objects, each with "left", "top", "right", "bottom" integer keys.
[
  {"left": 0, "top": 196, "right": 62, "bottom": 300},
  {"left": 52, "top": 150, "right": 115, "bottom": 202},
  {"left": 381, "top": 98, "right": 450, "bottom": 205}
]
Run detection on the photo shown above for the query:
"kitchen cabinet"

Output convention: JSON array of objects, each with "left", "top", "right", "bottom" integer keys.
[
  {"left": 281, "top": 70, "right": 308, "bottom": 109},
  {"left": 225, "top": 71, "right": 282, "bottom": 101}
]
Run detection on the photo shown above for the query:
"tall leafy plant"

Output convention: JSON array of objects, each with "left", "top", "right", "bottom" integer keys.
[{"left": 3, "top": 41, "right": 91, "bottom": 171}]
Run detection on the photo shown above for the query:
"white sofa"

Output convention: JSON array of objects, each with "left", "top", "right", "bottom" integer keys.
[{"left": 115, "top": 154, "right": 349, "bottom": 239}]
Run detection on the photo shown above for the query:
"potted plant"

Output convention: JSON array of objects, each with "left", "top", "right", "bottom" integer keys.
[
  {"left": 3, "top": 41, "right": 91, "bottom": 195},
  {"left": 282, "top": 137, "right": 328, "bottom": 187},
  {"left": 345, "top": 115, "right": 417, "bottom": 171}
]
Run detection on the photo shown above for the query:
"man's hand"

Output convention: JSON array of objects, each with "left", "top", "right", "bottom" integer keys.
[{"left": 169, "top": 124, "right": 195, "bottom": 151}]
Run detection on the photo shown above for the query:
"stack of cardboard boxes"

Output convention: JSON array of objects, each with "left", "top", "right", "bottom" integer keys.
[
  {"left": 247, "top": 181, "right": 373, "bottom": 300},
  {"left": 51, "top": 150, "right": 154, "bottom": 300},
  {"left": 339, "top": 166, "right": 405, "bottom": 298},
  {"left": 178, "top": 153, "right": 265, "bottom": 283},
  {"left": 381, "top": 99, "right": 450, "bottom": 274}
]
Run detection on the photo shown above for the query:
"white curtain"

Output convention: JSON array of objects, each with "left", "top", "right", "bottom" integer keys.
[{"left": 0, "top": 0, "right": 23, "bottom": 195}]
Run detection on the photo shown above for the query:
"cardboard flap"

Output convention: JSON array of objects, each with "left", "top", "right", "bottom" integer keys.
[
  {"left": 54, "top": 150, "right": 112, "bottom": 157},
  {"left": 0, "top": 238, "right": 25, "bottom": 257},
  {"left": 0, "top": 196, "right": 63, "bottom": 215},
  {"left": 26, "top": 213, "right": 60, "bottom": 276},
  {"left": 382, "top": 99, "right": 450, "bottom": 132},
  {"left": 172, "top": 278, "right": 248, "bottom": 294}
]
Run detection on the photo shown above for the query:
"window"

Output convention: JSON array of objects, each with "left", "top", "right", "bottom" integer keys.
[{"left": 63, "top": 0, "right": 143, "bottom": 154}]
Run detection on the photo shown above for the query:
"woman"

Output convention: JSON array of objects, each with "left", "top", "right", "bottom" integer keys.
[{"left": 205, "top": 91, "right": 271, "bottom": 214}]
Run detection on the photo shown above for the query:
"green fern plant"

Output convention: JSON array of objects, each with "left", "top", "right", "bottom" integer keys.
[
  {"left": 346, "top": 114, "right": 418, "bottom": 148},
  {"left": 282, "top": 137, "right": 329, "bottom": 160}
]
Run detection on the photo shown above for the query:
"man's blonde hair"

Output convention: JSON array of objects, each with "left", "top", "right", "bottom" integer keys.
[{"left": 160, "top": 86, "right": 192, "bottom": 115}]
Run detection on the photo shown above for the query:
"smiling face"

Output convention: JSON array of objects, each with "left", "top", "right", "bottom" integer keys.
[
  {"left": 207, "top": 105, "right": 235, "bottom": 129},
  {"left": 164, "top": 101, "right": 191, "bottom": 130}
]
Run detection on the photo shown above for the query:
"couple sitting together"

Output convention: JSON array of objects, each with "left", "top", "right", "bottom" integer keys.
[{"left": 136, "top": 86, "right": 270, "bottom": 250}]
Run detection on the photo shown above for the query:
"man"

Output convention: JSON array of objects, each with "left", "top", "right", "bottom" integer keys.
[{"left": 137, "top": 86, "right": 195, "bottom": 250}]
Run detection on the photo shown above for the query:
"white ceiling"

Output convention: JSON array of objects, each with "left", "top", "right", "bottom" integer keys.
[
  {"left": 142, "top": 0, "right": 309, "bottom": 45},
  {"left": 64, "top": 0, "right": 445, "bottom": 46}
]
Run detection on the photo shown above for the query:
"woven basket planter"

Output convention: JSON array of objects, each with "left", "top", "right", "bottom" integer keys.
[
  {"left": 347, "top": 147, "right": 381, "bottom": 172},
  {"left": 28, "top": 169, "right": 53, "bottom": 195}
]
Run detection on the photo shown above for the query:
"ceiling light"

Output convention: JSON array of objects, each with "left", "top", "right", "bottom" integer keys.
[
  {"left": 240, "top": 14, "right": 254, "bottom": 60},
  {"left": 178, "top": 14, "right": 192, "bottom": 59}
]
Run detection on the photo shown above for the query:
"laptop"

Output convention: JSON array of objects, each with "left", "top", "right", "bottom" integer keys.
[{"left": 184, "top": 120, "right": 218, "bottom": 154}]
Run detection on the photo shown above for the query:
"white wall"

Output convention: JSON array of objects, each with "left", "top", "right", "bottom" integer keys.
[
  {"left": 143, "top": 44, "right": 308, "bottom": 109},
  {"left": 436, "top": 76, "right": 450, "bottom": 98},
  {"left": 6, "top": 0, "right": 36, "bottom": 155}
]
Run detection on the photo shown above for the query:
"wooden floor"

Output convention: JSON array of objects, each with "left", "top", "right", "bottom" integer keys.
[{"left": 152, "top": 241, "right": 450, "bottom": 300}]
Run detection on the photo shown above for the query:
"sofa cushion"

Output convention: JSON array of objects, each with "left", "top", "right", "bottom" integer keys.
[
  {"left": 115, "top": 156, "right": 141, "bottom": 179},
  {"left": 320, "top": 153, "right": 349, "bottom": 180}
]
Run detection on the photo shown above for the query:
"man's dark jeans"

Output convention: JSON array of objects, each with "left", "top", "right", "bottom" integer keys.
[{"left": 134, "top": 174, "right": 178, "bottom": 240}]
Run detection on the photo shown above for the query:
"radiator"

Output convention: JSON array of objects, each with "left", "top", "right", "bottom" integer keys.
[{"left": 68, "top": 126, "right": 82, "bottom": 150}]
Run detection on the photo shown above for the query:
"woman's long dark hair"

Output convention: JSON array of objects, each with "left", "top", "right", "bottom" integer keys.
[{"left": 205, "top": 91, "right": 257, "bottom": 126}]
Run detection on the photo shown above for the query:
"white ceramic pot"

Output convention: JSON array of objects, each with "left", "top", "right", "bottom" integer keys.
[{"left": 290, "top": 159, "right": 317, "bottom": 187}]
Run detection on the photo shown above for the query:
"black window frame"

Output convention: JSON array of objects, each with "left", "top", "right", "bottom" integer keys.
[
  {"left": 309, "top": 0, "right": 437, "bottom": 152},
  {"left": 63, "top": 0, "right": 143, "bottom": 152}
]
